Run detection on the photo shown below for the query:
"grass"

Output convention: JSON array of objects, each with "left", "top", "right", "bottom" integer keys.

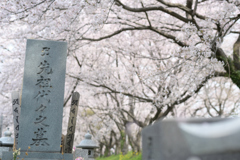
[{"left": 96, "top": 152, "right": 142, "bottom": 160}]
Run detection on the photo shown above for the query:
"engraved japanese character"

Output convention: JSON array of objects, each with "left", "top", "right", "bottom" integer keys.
[
  {"left": 35, "top": 104, "right": 47, "bottom": 112},
  {"left": 148, "top": 137, "right": 153, "bottom": 160},
  {"left": 15, "top": 133, "right": 19, "bottom": 139},
  {"left": 13, "top": 99, "right": 19, "bottom": 105},
  {"left": 15, "top": 125, "right": 19, "bottom": 131},
  {"left": 71, "top": 108, "right": 75, "bottom": 114},
  {"left": 66, "top": 133, "right": 73, "bottom": 146},
  {"left": 34, "top": 111, "right": 49, "bottom": 127},
  {"left": 71, "top": 100, "right": 78, "bottom": 106},
  {"left": 68, "top": 126, "right": 73, "bottom": 132},
  {"left": 41, "top": 47, "right": 50, "bottom": 56},
  {"left": 31, "top": 128, "right": 49, "bottom": 146},
  {"left": 36, "top": 76, "right": 52, "bottom": 88},
  {"left": 37, "top": 60, "right": 53, "bottom": 75},
  {"left": 14, "top": 107, "right": 19, "bottom": 113},
  {"left": 34, "top": 90, "right": 51, "bottom": 103},
  {"left": 15, "top": 116, "right": 19, "bottom": 123},
  {"left": 71, "top": 117, "right": 74, "bottom": 125}
]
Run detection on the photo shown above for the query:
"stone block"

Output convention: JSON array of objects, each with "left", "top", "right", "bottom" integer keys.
[
  {"left": 3, "top": 39, "right": 71, "bottom": 160},
  {"left": 0, "top": 147, "right": 10, "bottom": 159},
  {"left": 74, "top": 148, "right": 95, "bottom": 160},
  {"left": 18, "top": 39, "right": 67, "bottom": 152},
  {"left": 2, "top": 151, "right": 73, "bottom": 160},
  {"left": 142, "top": 118, "right": 240, "bottom": 160}
]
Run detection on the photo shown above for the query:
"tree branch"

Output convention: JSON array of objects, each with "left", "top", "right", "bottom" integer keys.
[
  {"left": 68, "top": 74, "right": 154, "bottom": 103},
  {"left": 121, "top": 109, "right": 146, "bottom": 128},
  {"left": 156, "top": 0, "right": 207, "bottom": 20},
  {"left": 114, "top": 0, "right": 190, "bottom": 23},
  {"left": 80, "top": 26, "right": 188, "bottom": 47}
]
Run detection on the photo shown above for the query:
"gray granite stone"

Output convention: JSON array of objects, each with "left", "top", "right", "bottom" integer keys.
[
  {"left": 142, "top": 119, "right": 190, "bottom": 160},
  {"left": 142, "top": 118, "right": 240, "bottom": 160},
  {"left": 0, "top": 147, "right": 10, "bottom": 159},
  {"left": 74, "top": 148, "right": 95, "bottom": 160},
  {"left": 17, "top": 39, "right": 67, "bottom": 152},
  {"left": 2, "top": 151, "right": 72, "bottom": 160},
  {"left": 179, "top": 118, "right": 240, "bottom": 155},
  {"left": 65, "top": 92, "right": 80, "bottom": 153},
  {"left": 3, "top": 39, "right": 71, "bottom": 160}
]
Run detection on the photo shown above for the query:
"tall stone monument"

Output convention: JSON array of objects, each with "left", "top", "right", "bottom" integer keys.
[{"left": 3, "top": 39, "right": 72, "bottom": 160}]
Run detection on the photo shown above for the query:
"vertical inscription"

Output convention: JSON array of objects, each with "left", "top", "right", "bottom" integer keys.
[
  {"left": 11, "top": 91, "right": 21, "bottom": 147},
  {"left": 17, "top": 39, "right": 67, "bottom": 152},
  {"left": 31, "top": 47, "right": 52, "bottom": 146},
  {"left": 64, "top": 92, "right": 80, "bottom": 153},
  {"left": 148, "top": 137, "right": 153, "bottom": 160}
]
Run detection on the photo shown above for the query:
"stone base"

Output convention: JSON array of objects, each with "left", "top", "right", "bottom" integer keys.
[
  {"left": 0, "top": 147, "right": 11, "bottom": 159},
  {"left": 2, "top": 151, "right": 73, "bottom": 160},
  {"left": 199, "top": 153, "right": 240, "bottom": 160},
  {"left": 74, "top": 149, "right": 95, "bottom": 160}
]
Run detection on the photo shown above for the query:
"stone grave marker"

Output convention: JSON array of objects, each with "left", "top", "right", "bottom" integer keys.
[
  {"left": 64, "top": 92, "right": 80, "bottom": 153},
  {"left": 142, "top": 118, "right": 240, "bottom": 160},
  {"left": 0, "top": 128, "right": 14, "bottom": 159},
  {"left": 11, "top": 91, "right": 21, "bottom": 147},
  {"left": 3, "top": 39, "right": 72, "bottom": 160}
]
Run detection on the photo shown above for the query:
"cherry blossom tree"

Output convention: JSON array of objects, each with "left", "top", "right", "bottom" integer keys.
[
  {"left": 0, "top": 0, "right": 240, "bottom": 156},
  {"left": 177, "top": 77, "right": 240, "bottom": 117}
]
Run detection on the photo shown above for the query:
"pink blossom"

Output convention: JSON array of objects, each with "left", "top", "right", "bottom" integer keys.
[{"left": 75, "top": 157, "right": 84, "bottom": 160}]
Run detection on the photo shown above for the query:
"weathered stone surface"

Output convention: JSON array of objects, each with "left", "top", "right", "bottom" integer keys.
[
  {"left": 17, "top": 39, "right": 67, "bottom": 152},
  {"left": 142, "top": 119, "right": 190, "bottom": 160},
  {"left": 74, "top": 148, "right": 95, "bottom": 160},
  {"left": 75, "top": 148, "right": 88, "bottom": 159},
  {"left": 2, "top": 151, "right": 73, "bottom": 160},
  {"left": 3, "top": 39, "right": 71, "bottom": 160},
  {"left": 0, "top": 147, "right": 10, "bottom": 159},
  {"left": 179, "top": 118, "right": 240, "bottom": 155},
  {"left": 142, "top": 118, "right": 240, "bottom": 160}
]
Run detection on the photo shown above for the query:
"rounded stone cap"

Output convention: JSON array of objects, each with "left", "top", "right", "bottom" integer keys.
[
  {"left": 4, "top": 128, "right": 12, "bottom": 137},
  {"left": 0, "top": 128, "right": 14, "bottom": 146},
  {"left": 85, "top": 132, "right": 92, "bottom": 139},
  {"left": 76, "top": 131, "right": 99, "bottom": 149}
]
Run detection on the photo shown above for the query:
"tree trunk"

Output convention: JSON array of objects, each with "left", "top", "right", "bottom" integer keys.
[
  {"left": 213, "top": 35, "right": 240, "bottom": 89},
  {"left": 120, "top": 130, "right": 128, "bottom": 155},
  {"left": 98, "top": 142, "right": 104, "bottom": 157},
  {"left": 104, "top": 145, "right": 110, "bottom": 157},
  {"left": 115, "top": 141, "right": 121, "bottom": 155}
]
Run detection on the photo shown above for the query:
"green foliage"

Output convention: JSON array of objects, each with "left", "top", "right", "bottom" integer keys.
[
  {"left": 96, "top": 152, "right": 142, "bottom": 160},
  {"left": 13, "top": 148, "right": 21, "bottom": 160}
]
